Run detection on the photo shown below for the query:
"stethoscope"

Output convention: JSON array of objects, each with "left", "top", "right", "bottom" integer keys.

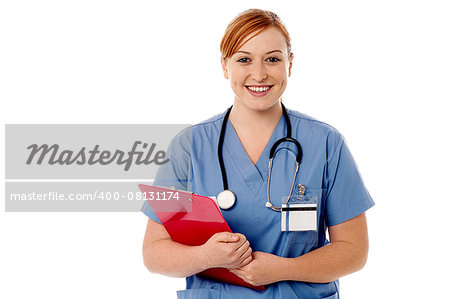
[{"left": 217, "top": 103, "right": 302, "bottom": 212}]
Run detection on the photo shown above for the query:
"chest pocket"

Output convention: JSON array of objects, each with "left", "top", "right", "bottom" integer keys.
[{"left": 286, "top": 188, "right": 325, "bottom": 247}]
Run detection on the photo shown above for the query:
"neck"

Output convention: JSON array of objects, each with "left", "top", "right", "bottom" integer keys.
[{"left": 229, "top": 100, "right": 283, "bottom": 130}]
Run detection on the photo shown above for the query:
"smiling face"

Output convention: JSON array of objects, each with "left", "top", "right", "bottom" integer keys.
[{"left": 221, "top": 27, "right": 293, "bottom": 112}]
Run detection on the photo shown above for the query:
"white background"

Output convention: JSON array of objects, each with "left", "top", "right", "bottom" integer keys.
[{"left": 1, "top": 0, "right": 449, "bottom": 298}]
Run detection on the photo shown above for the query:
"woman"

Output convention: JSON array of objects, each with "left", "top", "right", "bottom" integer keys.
[{"left": 142, "top": 9, "right": 374, "bottom": 298}]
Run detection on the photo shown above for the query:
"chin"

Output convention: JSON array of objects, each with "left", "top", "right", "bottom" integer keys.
[{"left": 241, "top": 98, "right": 280, "bottom": 112}]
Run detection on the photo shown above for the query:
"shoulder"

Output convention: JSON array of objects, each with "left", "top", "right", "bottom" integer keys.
[
  {"left": 195, "top": 111, "right": 226, "bottom": 127},
  {"left": 190, "top": 110, "right": 227, "bottom": 140},
  {"left": 194, "top": 112, "right": 224, "bottom": 129},
  {"left": 169, "top": 110, "right": 227, "bottom": 149},
  {"left": 287, "top": 108, "right": 342, "bottom": 140},
  {"left": 286, "top": 108, "right": 346, "bottom": 163}
]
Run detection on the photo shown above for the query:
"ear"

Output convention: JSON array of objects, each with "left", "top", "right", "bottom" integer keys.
[
  {"left": 221, "top": 56, "right": 229, "bottom": 79},
  {"left": 288, "top": 52, "right": 294, "bottom": 77}
]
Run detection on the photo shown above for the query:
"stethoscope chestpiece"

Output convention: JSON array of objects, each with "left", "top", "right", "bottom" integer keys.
[{"left": 217, "top": 190, "right": 236, "bottom": 210}]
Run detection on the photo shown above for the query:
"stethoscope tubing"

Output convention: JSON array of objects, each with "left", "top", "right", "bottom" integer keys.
[
  {"left": 218, "top": 103, "right": 302, "bottom": 211},
  {"left": 218, "top": 106, "right": 232, "bottom": 191}
]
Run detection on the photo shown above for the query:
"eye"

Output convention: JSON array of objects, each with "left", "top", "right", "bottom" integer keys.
[
  {"left": 237, "top": 57, "right": 251, "bottom": 63},
  {"left": 267, "top": 57, "right": 281, "bottom": 63}
]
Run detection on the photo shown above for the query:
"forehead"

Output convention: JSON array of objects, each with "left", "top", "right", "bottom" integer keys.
[{"left": 237, "top": 27, "right": 289, "bottom": 54}]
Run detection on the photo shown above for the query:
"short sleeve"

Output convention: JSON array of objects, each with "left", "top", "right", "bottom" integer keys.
[
  {"left": 140, "top": 128, "right": 193, "bottom": 223},
  {"left": 324, "top": 135, "right": 374, "bottom": 226}
]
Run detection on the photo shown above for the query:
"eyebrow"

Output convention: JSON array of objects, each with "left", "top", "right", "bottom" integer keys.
[{"left": 235, "top": 50, "right": 283, "bottom": 55}]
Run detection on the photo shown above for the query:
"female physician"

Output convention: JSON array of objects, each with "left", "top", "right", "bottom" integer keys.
[{"left": 141, "top": 9, "right": 374, "bottom": 299}]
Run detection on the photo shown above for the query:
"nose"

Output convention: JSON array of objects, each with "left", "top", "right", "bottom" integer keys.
[{"left": 251, "top": 62, "right": 268, "bottom": 82}]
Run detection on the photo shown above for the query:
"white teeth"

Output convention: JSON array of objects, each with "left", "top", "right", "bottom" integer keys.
[{"left": 248, "top": 86, "right": 270, "bottom": 92}]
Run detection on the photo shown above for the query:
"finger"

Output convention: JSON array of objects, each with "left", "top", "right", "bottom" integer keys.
[
  {"left": 238, "top": 246, "right": 252, "bottom": 265},
  {"left": 213, "top": 232, "right": 239, "bottom": 243},
  {"left": 234, "top": 233, "right": 246, "bottom": 241},
  {"left": 235, "top": 240, "right": 251, "bottom": 256},
  {"left": 239, "top": 253, "right": 253, "bottom": 267},
  {"left": 239, "top": 244, "right": 252, "bottom": 260},
  {"left": 231, "top": 234, "right": 247, "bottom": 247},
  {"left": 231, "top": 235, "right": 248, "bottom": 251},
  {"left": 229, "top": 241, "right": 247, "bottom": 260}
]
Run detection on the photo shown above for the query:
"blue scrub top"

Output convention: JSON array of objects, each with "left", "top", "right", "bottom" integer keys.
[{"left": 142, "top": 108, "right": 374, "bottom": 299}]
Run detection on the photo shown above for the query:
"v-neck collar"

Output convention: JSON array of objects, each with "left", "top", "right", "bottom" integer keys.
[{"left": 222, "top": 113, "right": 286, "bottom": 197}]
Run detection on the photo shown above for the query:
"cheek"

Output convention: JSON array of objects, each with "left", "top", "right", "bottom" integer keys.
[
  {"left": 270, "top": 65, "right": 288, "bottom": 79},
  {"left": 229, "top": 71, "right": 246, "bottom": 88},
  {"left": 227, "top": 75, "right": 241, "bottom": 96},
  {"left": 273, "top": 70, "right": 288, "bottom": 86}
]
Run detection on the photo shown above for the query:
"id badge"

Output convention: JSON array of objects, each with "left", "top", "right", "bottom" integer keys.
[{"left": 281, "top": 194, "right": 318, "bottom": 231}]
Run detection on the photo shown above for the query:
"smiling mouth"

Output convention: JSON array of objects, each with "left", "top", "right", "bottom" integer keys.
[{"left": 245, "top": 85, "right": 273, "bottom": 93}]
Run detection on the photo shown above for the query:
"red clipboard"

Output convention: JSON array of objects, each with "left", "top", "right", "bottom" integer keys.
[{"left": 139, "top": 184, "right": 265, "bottom": 291}]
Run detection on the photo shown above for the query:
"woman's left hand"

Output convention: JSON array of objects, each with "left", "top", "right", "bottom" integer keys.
[{"left": 230, "top": 251, "right": 283, "bottom": 286}]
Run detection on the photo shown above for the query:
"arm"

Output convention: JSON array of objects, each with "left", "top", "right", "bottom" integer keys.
[
  {"left": 231, "top": 213, "right": 369, "bottom": 285},
  {"left": 142, "top": 219, "right": 253, "bottom": 278}
]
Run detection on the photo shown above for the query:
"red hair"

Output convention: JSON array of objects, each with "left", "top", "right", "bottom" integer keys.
[{"left": 220, "top": 9, "right": 291, "bottom": 59}]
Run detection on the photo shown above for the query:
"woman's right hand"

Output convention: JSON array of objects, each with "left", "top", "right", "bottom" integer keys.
[{"left": 200, "top": 232, "right": 253, "bottom": 269}]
